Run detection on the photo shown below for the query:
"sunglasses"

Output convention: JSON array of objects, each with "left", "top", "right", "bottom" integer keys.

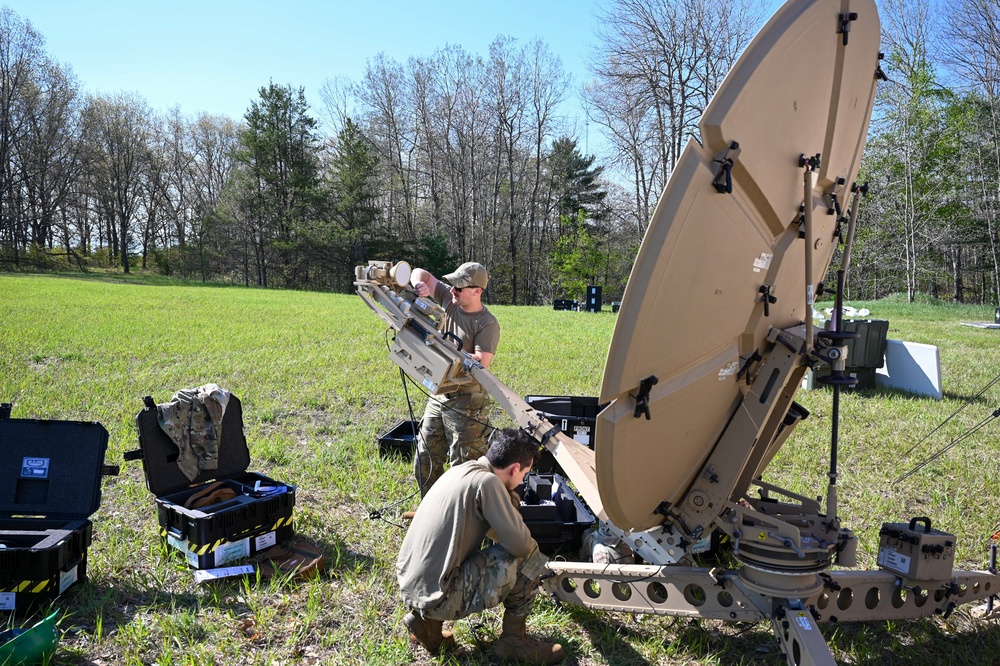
[{"left": 452, "top": 285, "right": 478, "bottom": 293}]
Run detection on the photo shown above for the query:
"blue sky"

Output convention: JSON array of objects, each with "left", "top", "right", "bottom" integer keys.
[{"left": 4, "top": 0, "right": 602, "bottom": 130}]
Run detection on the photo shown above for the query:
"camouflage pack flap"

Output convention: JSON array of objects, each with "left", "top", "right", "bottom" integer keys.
[{"left": 156, "top": 383, "right": 231, "bottom": 481}]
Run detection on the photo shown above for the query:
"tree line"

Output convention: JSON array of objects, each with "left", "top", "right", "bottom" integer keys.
[{"left": 2, "top": 0, "right": 1000, "bottom": 306}]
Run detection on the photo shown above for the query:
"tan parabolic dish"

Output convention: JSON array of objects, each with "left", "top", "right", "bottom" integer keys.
[{"left": 595, "top": 0, "right": 881, "bottom": 531}]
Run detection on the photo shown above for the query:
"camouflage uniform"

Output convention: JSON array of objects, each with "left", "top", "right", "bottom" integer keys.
[
  {"left": 420, "top": 544, "right": 541, "bottom": 621},
  {"left": 416, "top": 389, "right": 491, "bottom": 494}
]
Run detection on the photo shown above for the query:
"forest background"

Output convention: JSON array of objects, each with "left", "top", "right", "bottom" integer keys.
[{"left": 1, "top": 0, "right": 998, "bottom": 306}]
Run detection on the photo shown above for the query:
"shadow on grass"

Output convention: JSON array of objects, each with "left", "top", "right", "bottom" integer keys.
[
  {"left": 826, "top": 616, "right": 1000, "bottom": 666},
  {"left": 21, "top": 533, "right": 375, "bottom": 661}
]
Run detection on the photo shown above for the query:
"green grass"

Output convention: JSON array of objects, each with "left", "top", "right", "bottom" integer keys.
[{"left": 2, "top": 273, "right": 1000, "bottom": 664}]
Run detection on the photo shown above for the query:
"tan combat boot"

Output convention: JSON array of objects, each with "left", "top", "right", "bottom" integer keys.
[
  {"left": 494, "top": 614, "right": 565, "bottom": 664},
  {"left": 402, "top": 610, "right": 456, "bottom": 656}
]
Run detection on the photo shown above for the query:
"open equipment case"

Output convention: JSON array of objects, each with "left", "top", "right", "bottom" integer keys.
[
  {"left": 0, "top": 403, "right": 116, "bottom": 613},
  {"left": 516, "top": 473, "right": 596, "bottom": 556},
  {"left": 128, "top": 394, "right": 295, "bottom": 569}
]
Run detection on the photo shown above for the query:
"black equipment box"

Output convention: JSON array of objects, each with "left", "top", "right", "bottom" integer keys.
[
  {"left": 129, "top": 394, "right": 295, "bottom": 569},
  {"left": 585, "top": 285, "right": 603, "bottom": 313},
  {"left": 377, "top": 420, "right": 418, "bottom": 460},
  {"left": 0, "top": 404, "right": 114, "bottom": 613},
  {"left": 525, "top": 395, "right": 607, "bottom": 474},
  {"left": 553, "top": 299, "right": 577, "bottom": 311},
  {"left": 516, "top": 473, "right": 595, "bottom": 555}
]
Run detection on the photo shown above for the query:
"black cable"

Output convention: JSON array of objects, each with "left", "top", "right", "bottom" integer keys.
[
  {"left": 368, "top": 326, "right": 499, "bottom": 526},
  {"left": 401, "top": 371, "right": 499, "bottom": 432},
  {"left": 366, "top": 330, "right": 431, "bottom": 527}
]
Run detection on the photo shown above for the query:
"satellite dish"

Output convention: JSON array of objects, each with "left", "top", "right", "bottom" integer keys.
[{"left": 595, "top": 0, "right": 881, "bottom": 531}]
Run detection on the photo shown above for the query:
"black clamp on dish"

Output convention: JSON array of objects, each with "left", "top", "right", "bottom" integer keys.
[
  {"left": 758, "top": 285, "right": 777, "bottom": 317},
  {"left": 0, "top": 402, "right": 10, "bottom": 420},
  {"left": 539, "top": 424, "right": 561, "bottom": 449},
  {"left": 837, "top": 12, "right": 858, "bottom": 46},
  {"left": 633, "top": 375, "right": 658, "bottom": 420},
  {"left": 143, "top": 395, "right": 156, "bottom": 411},
  {"left": 799, "top": 153, "right": 822, "bottom": 170},
  {"left": 712, "top": 141, "right": 741, "bottom": 194}
]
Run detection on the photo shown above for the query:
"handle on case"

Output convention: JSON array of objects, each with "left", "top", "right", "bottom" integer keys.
[{"left": 908, "top": 516, "right": 932, "bottom": 533}]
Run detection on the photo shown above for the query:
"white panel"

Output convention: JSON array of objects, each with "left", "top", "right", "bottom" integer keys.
[{"left": 876, "top": 340, "right": 942, "bottom": 400}]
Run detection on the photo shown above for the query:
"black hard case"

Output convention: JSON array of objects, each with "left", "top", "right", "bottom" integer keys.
[
  {"left": 0, "top": 407, "right": 111, "bottom": 612},
  {"left": 524, "top": 395, "right": 607, "bottom": 474},
  {"left": 131, "top": 395, "right": 295, "bottom": 569},
  {"left": 516, "top": 473, "right": 596, "bottom": 556},
  {"left": 377, "top": 420, "right": 418, "bottom": 460}
]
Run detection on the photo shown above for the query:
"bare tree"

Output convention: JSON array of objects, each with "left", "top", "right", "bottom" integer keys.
[
  {"left": 14, "top": 58, "right": 83, "bottom": 261},
  {"left": 0, "top": 7, "right": 47, "bottom": 264},
  {"left": 81, "top": 92, "right": 153, "bottom": 273},
  {"left": 940, "top": 0, "right": 1000, "bottom": 302},
  {"left": 585, "top": 0, "right": 763, "bottom": 232}
]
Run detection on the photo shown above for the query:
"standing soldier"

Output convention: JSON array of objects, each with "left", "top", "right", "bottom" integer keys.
[{"left": 407, "top": 261, "right": 500, "bottom": 499}]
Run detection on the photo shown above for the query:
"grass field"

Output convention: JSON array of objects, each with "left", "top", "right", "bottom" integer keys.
[{"left": 2, "top": 273, "right": 1000, "bottom": 665}]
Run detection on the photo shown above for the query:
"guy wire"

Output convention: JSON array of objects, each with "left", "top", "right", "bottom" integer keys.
[
  {"left": 900, "top": 370, "right": 1000, "bottom": 459},
  {"left": 895, "top": 405, "right": 1000, "bottom": 483}
]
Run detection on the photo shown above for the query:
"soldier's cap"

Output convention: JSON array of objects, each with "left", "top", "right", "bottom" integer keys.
[{"left": 444, "top": 262, "right": 489, "bottom": 289}]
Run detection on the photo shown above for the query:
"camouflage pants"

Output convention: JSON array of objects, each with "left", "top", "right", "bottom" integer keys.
[
  {"left": 415, "top": 390, "right": 490, "bottom": 496},
  {"left": 421, "top": 544, "right": 539, "bottom": 622}
]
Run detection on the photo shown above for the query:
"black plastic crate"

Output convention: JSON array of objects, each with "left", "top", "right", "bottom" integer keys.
[
  {"left": 516, "top": 473, "right": 595, "bottom": 556},
  {"left": 524, "top": 396, "right": 607, "bottom": 474},
  {"left": 378, "top": 420, "right": 418, "bottom": 460},
  {"left": 0, "top": 406, "right": 114, "bottom": 613},
  {"left": 129, "top": 392, "right": 296, "bottom": 569},
  {"left": 553, "top": 299, "right": 576, "bottom": 311}
]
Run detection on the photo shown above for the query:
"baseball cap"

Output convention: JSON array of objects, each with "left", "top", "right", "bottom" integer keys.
[{"left": 444, "top": 262, "right": 489, "bottom": 289}]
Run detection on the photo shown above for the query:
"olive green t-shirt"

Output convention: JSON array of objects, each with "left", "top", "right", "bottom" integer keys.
[
  {"left": 395, "top": 457, "right": 538, "bottom": 610},
  {"left": 433, "top": 281, "right": 500, "bottom": 356}
]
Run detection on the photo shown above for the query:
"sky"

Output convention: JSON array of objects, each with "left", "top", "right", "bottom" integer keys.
[{"left": 3, "top": 0, "right": 604, "bottom": 139}]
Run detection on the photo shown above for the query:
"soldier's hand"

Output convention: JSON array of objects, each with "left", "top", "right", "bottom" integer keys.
[{"left": 509, "top": 489, "right": 522, "bottom": 510}]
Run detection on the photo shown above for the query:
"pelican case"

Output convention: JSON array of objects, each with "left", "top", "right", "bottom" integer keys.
[
  {"left": 524, "top": 396, "right": 607, "bottom": 474},
  {"left": 0, "top": 403, "right": 116, "bottom": 613},
  {"left": 516, "top": 473, "right": 596, "bottom": 556},
  {"left": 127, "top": 394, "right": 295, "bottom": 569}
]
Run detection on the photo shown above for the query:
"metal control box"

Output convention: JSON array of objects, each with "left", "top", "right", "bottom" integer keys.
[{"left": 877, "top": 517, "right": 955, "bottom": 582}]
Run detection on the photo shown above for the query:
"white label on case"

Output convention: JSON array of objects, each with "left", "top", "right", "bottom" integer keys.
[
  {"left": 0, "top": 592, "right": 14, "bottom": 610},
  {"left": 214, "top": 538, "right": 250, "bottom": 567},
  {"left": 878, "top": 546, "right": 910, "bottom": 574},
  {"left": 59, "top": 564, "right": 79, "bottom": 592},
  {"left": 21, "top": 457, "right": 50, "bottom": 478},
  {"left": 254, "top": 531, "right": 277, "bottom": 551},
  {"left": 167, "top": 534, "right": 201, "bottom": 567}
]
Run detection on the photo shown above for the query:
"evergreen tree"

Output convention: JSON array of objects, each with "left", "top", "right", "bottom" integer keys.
[
  {"left": 320, "top": 117, "right": 382, "bottom": 291},
  {"left": 549, "top": 136, "right": 607, "bottom": 224},
  {"left": 232, "top": 82, "right": 322, "bottom": 288}
]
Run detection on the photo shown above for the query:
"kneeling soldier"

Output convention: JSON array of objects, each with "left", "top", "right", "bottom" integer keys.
[{"left": 395, "top": 428, "right": 564, "bottom": 664}]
